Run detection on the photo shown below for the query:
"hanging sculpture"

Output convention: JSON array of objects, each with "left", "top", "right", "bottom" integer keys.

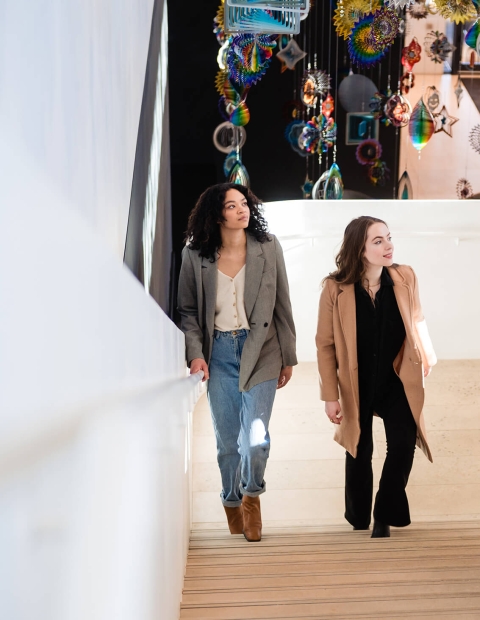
[
  {"left": 424, "top": 85, "right": 441, "bottom": 112},
  {"left": 226, "top": 34, "right": 277, "bottom": 87},
  {"left": 370, "top": 88, "right": 393, "bottom": 123},
  {"left": 435, "top": 0, "right": 477, "bottom": 23},
  {"left": 224, "top": 5, "right": 303, "bottom": 34},
  {"left": 333, "top": 0, "right": 381, "bottom": 39},
  {"left": 465, "top": 20, "right": 480, "bottom": 50},
  {"left": 276, "top": 38, "right": 307, "bottom": 70},
  {"left": 409, "top": 98, "right": 435, "bottom": 151},
  {"left": 433, "top": 105, "right": 459, "bottom": 137},
  {"left": 469, "top": 124, "right": 480, "bottom": 154},
  {"left": 324, "top": 163, "right": 344, "bottom": 199},
  {"left": 454, "top": 78, "right": 464, "bottom": 107},
  {"left": 285, "top": 120, "right": 308, "bottom": 156},
  {"left": 384, "top": 91, "right": 412, "bottom": 127},
  {"left": 408, "top": 0, "right": 431, "bottom": 18},
  {"left": 456, "top": 178, "right": 474, "bottom": 199},
  {"left": 397, "top": 170, "right": 413, "bottom": 199},
  {"left": 424, "top": 31, "right": 456, "bottom": 63},
  {"left": 402, "top": 38, "right": 422, "bottom": 72},
  {"left": 355, "top": 139, "right": 382, "bottom": 165}
]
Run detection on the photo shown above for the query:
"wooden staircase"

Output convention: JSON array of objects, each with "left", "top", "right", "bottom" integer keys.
[{"left": 181, "top": 521, "right": 480, "bottom": 619}]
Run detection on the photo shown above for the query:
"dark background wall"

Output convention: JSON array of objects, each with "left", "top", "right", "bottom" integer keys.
[{"left": 168, "top": 1, "right": 404, "bottom": 261}]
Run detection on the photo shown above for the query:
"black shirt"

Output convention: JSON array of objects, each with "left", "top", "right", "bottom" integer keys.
[{"left": 355, "top": 268, "right": 406, "bottom": 407}]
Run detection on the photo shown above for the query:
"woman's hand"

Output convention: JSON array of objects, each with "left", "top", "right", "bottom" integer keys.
[
  {"left": 277, "top": 366, "right": 293, "bottom": 389},
  {"left": 190, "top": 358, "right": 209, "bottom": 381},
  {"left": 424, "top": 365, "right": 432, "bottom": 378},
  {"left": 325, "top": 400, "right": 342, "bottom": 424}
]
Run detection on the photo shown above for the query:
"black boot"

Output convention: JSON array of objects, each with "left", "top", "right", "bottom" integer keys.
[{"left": 371, "top": 520, "right": 390, "bottom": 538}]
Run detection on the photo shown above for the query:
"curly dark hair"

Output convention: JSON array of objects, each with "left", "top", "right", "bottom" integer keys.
[
  {"left": 325, "top": 215, "right": 388, "bottom": 285},
  {"left": 185, "top": 183, "right": 270, "bottom": 260}
]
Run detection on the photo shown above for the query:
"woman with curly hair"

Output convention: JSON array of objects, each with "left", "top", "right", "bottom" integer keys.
[
  {"left": 177, "top": 183, "right": 297, "bottom": 542},
  {"left": 316, "top": 216, "right": 436, "bottom": 537}
]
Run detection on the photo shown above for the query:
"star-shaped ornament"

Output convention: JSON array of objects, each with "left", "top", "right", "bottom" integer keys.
[
  {"left": 433, "top": 105, "right": 459, "bottom": 137},
  {"left": 276, "top": 39, "right": 307, "bottom": 71}
]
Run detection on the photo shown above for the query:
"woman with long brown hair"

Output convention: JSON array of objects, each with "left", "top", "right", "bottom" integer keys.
[{"left": 316, "top": 216, "right": 436, "bottom": 537}]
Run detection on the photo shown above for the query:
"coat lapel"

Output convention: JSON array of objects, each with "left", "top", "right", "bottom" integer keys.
[
  {"left": 337, "top": 283, "right": 358, "bottom": 369},
  {"left": 202, "top": 255, "right": 217, "bottom": 337},
  {"left": 244, "top": 235, "right": 265, "bottom": 319}
]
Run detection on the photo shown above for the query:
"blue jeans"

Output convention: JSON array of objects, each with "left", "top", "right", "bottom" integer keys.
[{"left": 207, "top": 329, "right": 277, "bottom": 507}]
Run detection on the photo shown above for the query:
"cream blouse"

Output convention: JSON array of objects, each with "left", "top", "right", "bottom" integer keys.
[{"left": 214, "top": 265, "right": 250, "bottom": 332}]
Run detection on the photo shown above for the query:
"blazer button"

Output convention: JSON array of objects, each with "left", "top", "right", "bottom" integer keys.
[{"left": 264, "top": 322, "right": 268, "bottom": 327}]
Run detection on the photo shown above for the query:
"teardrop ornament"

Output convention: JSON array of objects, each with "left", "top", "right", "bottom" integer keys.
[
  {"left": 324, "top": 163, "right": 344, "bottom": 200},
  {"left": 409, "top": 98, "right": 434, "bottom": 151},
  {"left": 229, "top": 161, "right": 250, "bottom": 187},
  {"left": 466, "top": 20, "right": 480, "bottom": 50},
  {"left": 397, "top": 170, "right": 413, "bottom": 199}
]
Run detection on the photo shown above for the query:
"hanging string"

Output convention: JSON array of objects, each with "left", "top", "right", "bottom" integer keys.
[{"left": 333, "top": 18, "right": 340, "bottom": 165}]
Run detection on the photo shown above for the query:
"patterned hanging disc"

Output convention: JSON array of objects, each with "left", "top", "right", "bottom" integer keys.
[
  {"left": 469, "top": 124, "right": 480, "bottom": 154},
  {"left": 356, "top": 139, "right": 382, "bottom": 165},
  {"left": 371, "top": 7, "right": 400, "bottom": 50},
  {"left": 408, "top": 0, "right": 429, "bottom": 18},
  {"left": 333, "top": 0, "right": 380, "bottom": 39},
  {"left": 435, "top": 0, "right": 477, "bottom": 23},
  {"left": 402, "top": 38, "right": 422, "bottom": 72},
  {"left": 348, "top": 13, "right": 388, "bottom": 68},
  {"left": 370, "top": 89, "right": 393, "bottom": 123}
]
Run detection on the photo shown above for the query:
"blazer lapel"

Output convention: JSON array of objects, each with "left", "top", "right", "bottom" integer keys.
[
  {"left": 244, "top": 235, "right": 265, "bottom": 319},
  {"left": 337, "top": 283, "right": 358, "bottom": 369},
  {"left": 388, "top": 266, "right": 414, "bottom": 333},
  {"left": 202, "top": 255, "right": 217, "bottom": 336}
]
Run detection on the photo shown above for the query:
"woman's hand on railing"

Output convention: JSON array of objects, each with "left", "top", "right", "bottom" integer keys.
[{"left": 190, "top": 358, "right": 209, "bottom": 381}]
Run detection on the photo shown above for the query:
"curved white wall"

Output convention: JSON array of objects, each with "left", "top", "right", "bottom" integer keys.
[{"left": 264, "top": 200, "right": 480, "bottom": 361}]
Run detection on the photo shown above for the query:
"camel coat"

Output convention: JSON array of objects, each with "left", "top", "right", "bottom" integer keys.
[{"left": 316, "top": 264, "right": 437, "bottom": 462}]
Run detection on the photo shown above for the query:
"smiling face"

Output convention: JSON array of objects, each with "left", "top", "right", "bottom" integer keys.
[
  {"left": 221, "top": 188, "right": 250, "bottom": 230},
  {"left": 363, "top": 221, "right": 394, "bottom": 268}
]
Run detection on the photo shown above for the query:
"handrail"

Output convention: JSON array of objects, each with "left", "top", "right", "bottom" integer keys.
[{"left": 0, "top": 370, "right": 204, "bottom": 478}]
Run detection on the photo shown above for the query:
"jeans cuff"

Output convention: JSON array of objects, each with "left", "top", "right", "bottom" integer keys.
[
  {"left": 221, "top": 498, "right": 243, "bottom": 508},
  {"left": 240, "top": 481, "right": 266, "bottom": 498}
]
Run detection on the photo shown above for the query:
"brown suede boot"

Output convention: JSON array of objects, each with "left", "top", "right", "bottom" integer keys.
[
  {"left": 242, "top": 495, "right": 262, "bottom": 542},
  {"left": 224, "top": 505, "right": 244, "bottom": 535}
]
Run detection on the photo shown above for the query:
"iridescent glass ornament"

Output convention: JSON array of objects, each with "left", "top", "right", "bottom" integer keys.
[
  {"left": 465, "top": 20, "right": 480, "bottom": 50},
  {"left": 397, "top": 170, "right": 413, "bottom": 199},
  {"left": 384, "top": 92, "right": 412, "bottom": 127},
  {"left": 409, "top": 98, "right": 435, "bottom": 151},
  {"left": 324, "top": 163, "right": 344, "bottom": 200},
  {"left": 229, "top": 161, "right": 250, "bottom": 186}
]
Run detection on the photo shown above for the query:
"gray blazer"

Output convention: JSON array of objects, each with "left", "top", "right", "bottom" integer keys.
[{"left": 177, "top": 233, "right": 297, "bottom": 392}]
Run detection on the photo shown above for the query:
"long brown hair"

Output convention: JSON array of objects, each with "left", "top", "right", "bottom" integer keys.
[{"left": 325, "top": 216, "right": 387, "bottom": 285}]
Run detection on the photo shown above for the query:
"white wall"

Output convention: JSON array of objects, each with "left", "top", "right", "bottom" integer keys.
[
  {"left": 0, "top": 2, "right": 197, "bottom": 619},
  {"left": 0, "top": 0, "right": 155, "bottom": 258},
  {"left": 264, "top": 200, "right": 480, "bottom": 361}
]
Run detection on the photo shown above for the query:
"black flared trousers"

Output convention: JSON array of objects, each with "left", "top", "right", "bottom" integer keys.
[{"left": 345, "top": 389, "right": 417, "bottom": 528}]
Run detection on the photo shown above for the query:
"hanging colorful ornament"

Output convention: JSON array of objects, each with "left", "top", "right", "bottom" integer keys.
[
  {"left": 402, "top": 38, "right": 422, "bottom": 73},
  {"left": 322, "top": 93, "right": 335, "bottom": 119},
  {"left": 424, "top": 31, "right": 456, "bottom": 64},
  {"left": 409, "top": 98, "right": 435, "bottom": 152},
  {"left": 469, "top": 124, "right": 480, "bottom": 154},
  {"left": 213, "top": 121, "right": 247, "bottom": 153},
  {"left": 454, "top": 78, "right": 464, "bottom": 107},
  {"left": 356, "top": 139, "right": 382, "bottom": 165},
  {"left": 384, "top": 92, "right": 412, "bottom": 127},
  {"left": 301, "top": 69, "right": 331, "bottom": 108},
  {"left": 324, "top": 163, "right": 344, "bottom": 200},
  {"left": 223, "top": 150, "right": 239, "bottom": 176},
  {"left": 370, "top": 88, "right": 392, "bottom": 123},
  {"left": 229, "top": 100, "right": 251, "bottom": 126},
  {"left": 424, "top": 85, "right": 441, "bottom": 112},
  {"left": 435, "top": 0, "right": 476, "bottom": 23},
  {"left": 367, "top": 160, "right": 390, "bottom": 186},
  {"left": 319, "top": 116, "right": 337, "bottom": 152},
  {"left": 398, "top": 170, "right": 413, "bottom": 199},
  {"left": 333, "top": 0, "right": 381, "bottom": 39},
  {"left": 348, "top": 13, "right": 388, "bottom": 68},
  {"left": 433, "top": 105, "right": 459, "bottom": 137},
  {"left": 408, "top": 0, "right": 430, "bottom": 18},
  {"left": 301, "top": 175, "right": 314, "bottom": 199},
  {"left": 370, "top": 7, "right": 400, "bottom": 50},
  {"left": 284, "top": 120, "right": 308, "bottom": 157},
  {"left": 385, "top": 0, "right": 414, "bottom": 9},
  {"left": 300, "top": 116, "right": 322, "bottom": 153},
  {"left": 276, "top": 38, "right": 307, "bottom": 71},
  {"left": 457, "top": 178, "right": 474, "bottom": 199},
  {"left": 227, "top": 34, "right": 277, "bottom": 87},
  {"left": 213, "top": 2, "right": 226, "bottom": 45},
  {"left": 229, "top": 160, "right": 250, "bottom": 186},
  {"left": 466, "top": 20, "right": 480, "bottom": 50},
  {"left": 312, "top": 169, "right": 331, "bottom": 199},
  {"left": 400, "top": 73, "right": 415, "bottom": 94}
]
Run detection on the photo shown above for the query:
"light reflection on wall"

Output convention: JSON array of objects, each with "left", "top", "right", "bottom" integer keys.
[{"left": 142, "top": 8, "right": 168, "bottom": 291}]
